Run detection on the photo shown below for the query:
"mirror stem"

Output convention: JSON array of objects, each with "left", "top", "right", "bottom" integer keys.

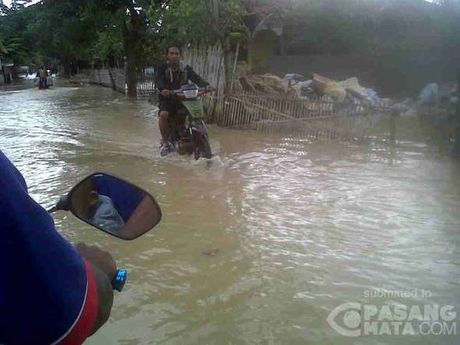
[{"left": 48, "top": 195, "right": 70, "bottom": 214}]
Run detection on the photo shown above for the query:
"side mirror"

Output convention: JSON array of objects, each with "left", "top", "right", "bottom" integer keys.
[{"left": 51, "top": 173, "right": 162, "bottom": 240}]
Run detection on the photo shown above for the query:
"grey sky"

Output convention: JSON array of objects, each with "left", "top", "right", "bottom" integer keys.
[{"left": 2, "top": 0, "right": 41, "bottom": 7}]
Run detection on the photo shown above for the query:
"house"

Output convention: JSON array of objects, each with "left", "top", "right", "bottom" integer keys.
[
  {"left": 1, "top": 63, "right": 14, "bottom": 84},
  {"left": 243, "top": 1, "right": 289, "bottom": 73}
]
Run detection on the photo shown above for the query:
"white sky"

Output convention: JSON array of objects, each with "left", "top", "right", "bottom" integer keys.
[{"left": 2, "top": 0, "right": 41, "bottom": 7}]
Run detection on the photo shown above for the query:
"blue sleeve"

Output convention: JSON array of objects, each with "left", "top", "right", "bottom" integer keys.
[{"left": 0, "top": 150, "right": 88, "bottom": 345}]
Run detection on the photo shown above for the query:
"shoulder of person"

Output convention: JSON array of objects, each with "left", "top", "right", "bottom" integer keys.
[{"left": 98, "top": 194, "right": 113, "bottom": 205}]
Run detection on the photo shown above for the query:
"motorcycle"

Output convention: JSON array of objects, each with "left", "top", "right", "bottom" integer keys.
[
  {"left": 164, "top": 83, "right": 213, "bottom": 160},
  {"left": 48, "top": 172, "right": 162, "bottom": 291},
  {"left": 35, "top": 77, "right": 52, "bottom": 89}
]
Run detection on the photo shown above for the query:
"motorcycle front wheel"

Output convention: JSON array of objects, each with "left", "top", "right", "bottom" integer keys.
[{"left": 192, "top": 130, "right": 212, "bottom": 160}]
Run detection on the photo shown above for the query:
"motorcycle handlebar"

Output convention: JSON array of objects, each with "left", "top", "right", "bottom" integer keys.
[
  {"left": 111, "top": 268, "right": 127, "bottom": 292},
  {"left": 171, "top": 87, "right": 212, "bottom": 95}
]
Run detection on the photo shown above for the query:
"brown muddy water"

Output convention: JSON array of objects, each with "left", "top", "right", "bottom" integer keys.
[{"left": 1, "top": 81, "right": 459, "bottom": 345}]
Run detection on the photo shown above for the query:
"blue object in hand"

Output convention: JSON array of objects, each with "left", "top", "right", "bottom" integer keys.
[{"left": 111, "top": 269, "right": 127, "bottom": 292}]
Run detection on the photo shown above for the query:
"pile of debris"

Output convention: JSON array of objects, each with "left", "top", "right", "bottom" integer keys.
[
  {"left": 392, "top": 82, "right": 458, "bottom": 117},
  {"left": 288, "top": 73, "right": 394, "bottom": 109},
  {"left": 237, "top": 74, "right": 295, "bottom": 96},
  {"left": 235, "top": 68, "right": 459, "bottom": 117},
  {"left": 236, "top": 72, "right": 393, "bottom": 111}
]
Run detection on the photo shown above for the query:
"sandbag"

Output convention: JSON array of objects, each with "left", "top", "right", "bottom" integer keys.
[{"left": 312, "top": 73, "right": 346, "bottom": 102}]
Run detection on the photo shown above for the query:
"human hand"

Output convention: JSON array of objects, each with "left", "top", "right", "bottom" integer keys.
[
  {"left": 76, "top": 242, "right": 117, "bottom": 279},
  {"left": 160, "top": 89, "right": 172, "bottom": 97}
]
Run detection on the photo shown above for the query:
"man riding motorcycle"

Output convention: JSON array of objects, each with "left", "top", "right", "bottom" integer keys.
[
  {"left": 155, "top": 45, "right": 212, "bottom": 156},
  {"left": 0, "top": 149, "right": 116, "bottom": 344}
]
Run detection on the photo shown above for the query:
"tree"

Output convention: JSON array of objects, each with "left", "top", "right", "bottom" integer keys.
[
  {"left": 85, "top": 0, "right": 167, "bottom": 97},
  {"left": 0, "top": 3, "right": 32, "bottom": 65},
  {"left": 150, "top": 0, "right": 245, "bottom": 45},
  {"left": 149, "top": 0, "right": 246, "bottom": 90},
  {"left": 1, "top": 0, "right": 459, "bottom": 96}
]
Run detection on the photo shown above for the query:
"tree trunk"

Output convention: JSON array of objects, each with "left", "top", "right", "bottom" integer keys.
[
  {"left": 122, "top": 20, "right": 137, "bottom": 98},
  {"left": 63, "top": 58, "right": 71, "bottom": 78},
  {"left": 125, "top": 41, "right": 137, "bottom": 98}
]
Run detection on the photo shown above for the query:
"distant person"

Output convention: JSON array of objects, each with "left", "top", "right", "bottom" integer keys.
[{"left": 37, "top": 66, "right": 48, "bottom": 89}]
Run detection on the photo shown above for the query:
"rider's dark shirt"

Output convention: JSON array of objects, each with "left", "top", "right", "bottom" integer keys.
[{"left": 155, "top": 63, "right": 209, "bottom": 104}]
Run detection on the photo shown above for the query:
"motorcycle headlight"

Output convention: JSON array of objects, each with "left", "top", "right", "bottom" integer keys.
[{"left": 183, "top": 89, "right": 199, "bottom": 99}]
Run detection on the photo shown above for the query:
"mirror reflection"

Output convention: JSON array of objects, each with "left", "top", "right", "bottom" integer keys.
[{"left": 69, "top": 173, "right": 161, "bottom": 239}]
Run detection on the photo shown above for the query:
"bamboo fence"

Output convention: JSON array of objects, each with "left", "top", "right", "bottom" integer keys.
[
  {"left": 82, "top": 45, "right": 391, "bottom": 142},
  {"left": 182, "top": 44, "right": 226, "bottom": 123},
  {"left": 83, "top": 68, "right": 153, "bottom": 96},
  {"left": 218, "top": 91, "right": 388, "bottom": 141}
]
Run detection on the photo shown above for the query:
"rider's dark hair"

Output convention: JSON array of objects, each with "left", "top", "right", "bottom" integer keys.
[{"left": 166, "top": 44, "right": 181, "bottom": 54}]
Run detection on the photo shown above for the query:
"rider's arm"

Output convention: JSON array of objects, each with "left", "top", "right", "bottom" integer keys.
[
  {"left": 89, "top": 263, "right": 114, "bottom": 334},
  {"left": 0, "top": 150, "right": 115, "bottom": 344},
  {"left": 58, "top": 258, "right": 113, "bottom": 344},
  {"left": 76, "top": 243, "right": 115, "bottom": 336},
  {"left": 155, "top": 64, "right": 167, "bottom": 92},
  {"left": 186, "top": 65, "right": 209, "bottom": 88}
]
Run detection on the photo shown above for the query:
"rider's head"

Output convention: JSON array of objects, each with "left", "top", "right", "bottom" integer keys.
[
  {"left": 71, "top": 178, "right": 100, "bottom": 219},
  {"left": 166, "top": 45, "right": 181, "bottom": 66}
]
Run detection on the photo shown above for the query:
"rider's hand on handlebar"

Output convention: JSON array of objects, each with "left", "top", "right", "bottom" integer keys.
[
  {"left": 76, "top": 242, "right": 117, "bottom": 280},
  {"left": 160, "top": 89, "right": 172, "bottom": 97}
]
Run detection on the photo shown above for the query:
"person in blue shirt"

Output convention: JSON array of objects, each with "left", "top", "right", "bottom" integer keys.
[
  {"left": 71, "top": 177, "right": 126, "bottom": 233},
  {"left": 0, "top": 149, "right": 116, "bottom": 344},
  {"left": 89, "top": 193, "right": 125, "bottom": 232}
]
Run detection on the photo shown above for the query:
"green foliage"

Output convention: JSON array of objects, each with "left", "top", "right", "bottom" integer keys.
[
  {"left": 91, "top": 30, "right": 124, "bottom": 66},
  {"left": 149, "top": 0, "right": 247, "bottom": 49},
  {"left": 0, "top": 4, "right": 31, "bottom": 63},
  {"left": 0, "top": 39, "right": 6, "bottom": 54},
  {"left": 0, "top": 0, "right": 458, "bottom": 95},
  {"left": 0, "top": 0, "right": 245, "bottom": 68},
  {"left": 3, "top": 37, "right": 28, "bottom": 63}
]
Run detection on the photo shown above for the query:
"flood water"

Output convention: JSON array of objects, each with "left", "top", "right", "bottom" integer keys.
[{"left": 1, "top": 81, "right": 459, "bottom": 345}]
